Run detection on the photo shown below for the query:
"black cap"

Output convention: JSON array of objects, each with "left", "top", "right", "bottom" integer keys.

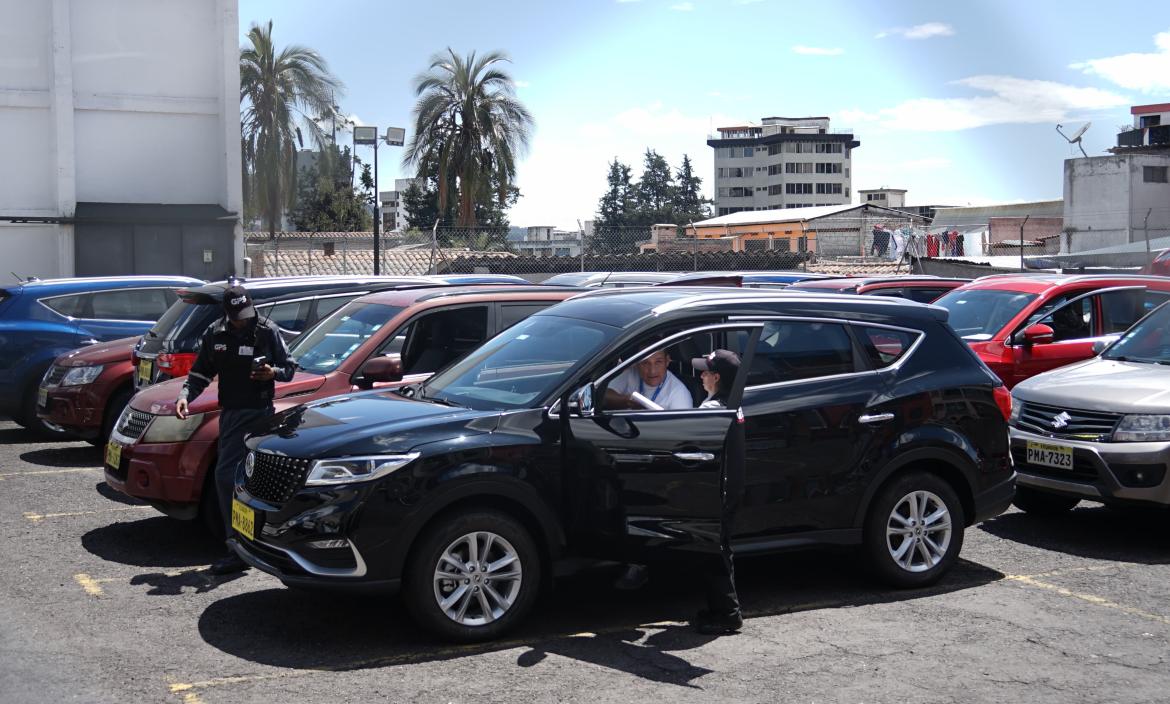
[
  {"left": 692, "top": 349, "right": 740, "bottom": 379},
  {"left": 222, "top": 285, "right": 256, "bottom": 321}
]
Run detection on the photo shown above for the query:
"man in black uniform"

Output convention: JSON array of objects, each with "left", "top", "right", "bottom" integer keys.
[{"left": 175, "top": 284, "right": 296, "bottom": 575}]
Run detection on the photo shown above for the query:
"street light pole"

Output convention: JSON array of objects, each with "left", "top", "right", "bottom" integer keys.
[{"left": 353, "top": 126, "right": 405, "bottom": 276}]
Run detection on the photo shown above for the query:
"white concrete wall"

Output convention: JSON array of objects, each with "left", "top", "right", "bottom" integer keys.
[
  {"left": 1064, "top": 155, "right": 1170, "bottom": 253},
  {"left": 0, "top": 0, "right": 241, "bottom": 278}
]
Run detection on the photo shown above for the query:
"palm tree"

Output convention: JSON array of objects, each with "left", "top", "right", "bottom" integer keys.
[
  {"left": 404, "top": 49, "right": 534, "bottom": 227},
  {"left": 240, "top": 20, "right": 342, "bottom": 237}
]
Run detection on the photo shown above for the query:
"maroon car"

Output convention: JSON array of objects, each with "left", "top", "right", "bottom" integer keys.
[{"left": 787, "top": 276, "right": 969, "bottom": 302}]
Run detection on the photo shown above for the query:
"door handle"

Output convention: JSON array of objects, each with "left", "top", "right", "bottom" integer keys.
[
  {"left": 858, "top": 412, "right": 895, "bottom": 424},
  {"left": 673, "top": 452, "right": 715, "bottom": 462}
]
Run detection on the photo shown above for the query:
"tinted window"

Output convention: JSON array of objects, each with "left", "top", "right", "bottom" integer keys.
[
  {"left": 398, "top": 306, "right": 489, "bottom": 375},
  {"left": 747, "top": 321, "right": 856, "bottom": 386},
  {"left": 500, "top": 303, "right": 553, "bottom": 330},
  {"left": 290, "top": 303, "right": 404, "bottom": 375},
  {"left": 1038, "top": 298, "right": 1093, "bottom": 342},
  {"left": 41, "top": 294, "right": 87, "bottom": 317},
  {"left": 1100, "top": 290, "right": 1170, "bottom": 334},
  {"left": 866, "top": 288, "right": 906, "bottom": 299},
  {"left": 858, "top": 327, "right": 920, "bottom": 367},
  {"left": 904, "top": 287, "right": 948, "bottom": 303},
  {"left": 90, "top": 288, "right": 172, "bottom": 321},
  {"left": 1102, "top": 301, "right": 1170, "bottom": 363},
  {"left": 261, "top": 300, "right": 310, "bottom": 333},
  {"left": 934, "top": 289, "right": 1038, "bottom": 340},
  {"left": 313, "top": 295, "right": 355, "bottom": 323}
]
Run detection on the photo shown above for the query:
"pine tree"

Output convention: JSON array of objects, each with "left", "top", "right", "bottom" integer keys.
[
  {"left": 633, "top": 149, "right": 675, "bottom": 226},
  {"left": 674, "top": 154, "right": 711, "bottom": 224}
]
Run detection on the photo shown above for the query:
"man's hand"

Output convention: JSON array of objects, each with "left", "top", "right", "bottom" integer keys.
[
  {"left": 176, "top": 399, "right": 188, "bottom": 419},
  {"left": 250, "top": 364, "right": 275, "bottom": 382}
]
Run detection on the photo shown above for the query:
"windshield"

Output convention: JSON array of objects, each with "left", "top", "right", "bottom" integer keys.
[
  {"left": 149, "top": 298, "right": 196, "bottom": 339},
  {"left": 423, "top": 314, "right": 619, "bottom": 410},
  {"left": 289, "top": 302, "right": 404, "bottom": 375},
  {"left": 934, "top": 288, "right": 1038, "bottom": 340},
  {"left": 1101, "top": 301, "right": 1170, "bottom": 363}
]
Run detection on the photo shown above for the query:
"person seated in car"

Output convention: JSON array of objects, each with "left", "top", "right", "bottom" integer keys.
[
  {"left": 692, "top": 349, "right": 741, "bottom": 409},
  {"left": 1049, "top": 304, "right": 1088, "bottom": 342},
  {"left": 605, "top": 349, "right": 693, "bottom": 410}
]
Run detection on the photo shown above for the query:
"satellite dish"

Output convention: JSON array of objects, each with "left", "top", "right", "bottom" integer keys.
[{"left": 1056, "top": 122, "right": 1091, "bottom": 158}]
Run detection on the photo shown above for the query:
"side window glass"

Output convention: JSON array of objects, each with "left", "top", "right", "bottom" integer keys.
[
  {"left": 905, "top": 287, "right": 946, "bottom": 303},
  {"left": 857, "top": 326, "right": 920, "bottom": 367},
  {"left": 261, "top": 301, "right": 309, "bottom": 333},
  {"left": 89, "top": 289, "right": 169, "bottom": 321},
  {"left": 600, "top": 328, "right": 750, "bottom": 411},
  {"left": 747, "top": 321, "right": 855, "bottom": 386},
  {"left": 867, "top": 288, "right": 906, "bottom": 299},
  {"left": 40, "top": 294, "right": 88, "bottom": 318},
  {"left": 499, "top": 303, "right": 552, "bottom": 330},
  {"left": 1100, "top": 290, "right": 1149, "bottom": 334},
  {"left": 400, "top": 306, "right": 488, "bottom": 375},
  {"left": 313, "top": 295, "right": 354, "bottom": 324},
  {"left": 1039, "top": 298, "right": 1094, "bottom": 341}
]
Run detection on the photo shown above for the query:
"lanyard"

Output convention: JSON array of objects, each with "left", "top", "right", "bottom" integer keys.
[{"left": 638, "top": 378, "right": 664, "bottom": 402}]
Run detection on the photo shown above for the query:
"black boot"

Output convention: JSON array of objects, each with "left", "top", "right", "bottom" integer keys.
[
  {"left": 209, "top": 552, "right": 249, "bottom": 576},
  {"left": 693, "top": 609, "right": 743, "bottom": 635}
]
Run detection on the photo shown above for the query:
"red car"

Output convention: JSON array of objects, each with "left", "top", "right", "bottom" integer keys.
[
  {"left": 932, "top": 274, "right": 1170, "bottom": 388},
  {"left": 786, "top": 276, "right": 969, "bottom": 302},
  {"left": 102, "top": 286, "right": 580, "bottom": 533}
]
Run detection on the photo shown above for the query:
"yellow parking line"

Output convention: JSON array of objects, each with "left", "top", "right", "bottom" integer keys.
[
  {"left": 0, "top": 467, "right": 100, "bottom": 477},
  {"left": 24, "top": 505, "right": 153, "bottom": 522},
  {"left": 73, "top": 573, "right": 118, "bottom": 596},
  {"left": 1005, "top": 574, "right": 1170, "bottom": 626}
]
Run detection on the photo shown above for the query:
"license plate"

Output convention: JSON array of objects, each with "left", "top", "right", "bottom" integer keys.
[
  {"left": 105, "top": 441, "right": 123, "bottom": 470},
  {"left": 37, "top": 386, "right": 48, "bottom": 408},
  {"left": 137, "top": 359, "right": 152, "bottom": 384},
  {"left": 1026, "top": 441, "right": 1074, "bottom": 470},
  {"left": 231, "top": 499, "right": 255, "bottom": 542}
]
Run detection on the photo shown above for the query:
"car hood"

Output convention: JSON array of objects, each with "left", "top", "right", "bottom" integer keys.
[
  {"left": 129, "top": 372, "right": 328, "bottom": 415},
  {"left": 1012, "top": 358, "right": 1170, "bottom": 413},
  {"left": 57, "top": 337, "right": 137, "bottom": 366},
  {"left": 247, "top": 391, "right": 501, "bottom": 457}
]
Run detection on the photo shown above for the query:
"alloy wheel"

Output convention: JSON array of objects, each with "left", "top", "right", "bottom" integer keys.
[
  {"left": 885, "top": 490, "right": 952, "bottom": 573},
  {"left": 432, "top": 530, "right": 523, "bottom": 627}
]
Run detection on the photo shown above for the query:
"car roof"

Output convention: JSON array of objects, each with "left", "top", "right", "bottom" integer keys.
[
  {"left": 5, "top": 275, "right": 202, "bottom": 296},
  {"left": 358, "top": 284, "right": 585, "bottom": 307},
  {"left": 667, "top": 271, "right": 841, "bottom": 284},
  {"left": 955, "top": 273, "right": 1170, "bottom": 295},
  {"left": 178, "top": 276, "right": 439, "bottom": 302},
  {"left": 543, "top": 271, "right": 680, "bottom": 286},
  {"left": 791, "top": 276, "right": 969, "bottom": 290},
  {"left": 542, "top": 287, "right": 944, "bottom": 329}
]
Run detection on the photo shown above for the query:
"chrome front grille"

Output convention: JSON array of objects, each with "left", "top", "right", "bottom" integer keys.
[
  {"left": 1016, "top": 401, "right": 1122, "bottom": 441},
  {"left": 43, "top": 365, "right": 67, "bottom": 386},
  {"left": 116, "top": 408, "right": 154, "bottom": 440},
  {"left": 244, "top": 452, "right": 311, "bottom": 503}
]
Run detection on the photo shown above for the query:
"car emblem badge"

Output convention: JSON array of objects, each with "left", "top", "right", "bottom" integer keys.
[
  {"left": 1051, "top": 412, "right": 1072, "bottom": 430},
  {"left": 244, "top": 453, "right": 255, "bottom": 478}
]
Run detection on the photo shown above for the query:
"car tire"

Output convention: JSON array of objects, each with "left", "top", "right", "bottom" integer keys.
[
  {"left": 404, "top": 509, "right": 541, "bottom": 643},
  {"left": 863, "top": 470, "right": 965, "bottom": 589},
  {"left": 1012, "top": 486, "right": 1079, "bottom": 516}
]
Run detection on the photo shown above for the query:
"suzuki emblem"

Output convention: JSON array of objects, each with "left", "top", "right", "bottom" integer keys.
[{"left": 1051, "top": 412, "right": 1072, "bottom": 430}]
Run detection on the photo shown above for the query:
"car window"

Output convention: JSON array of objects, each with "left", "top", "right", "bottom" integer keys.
[
  {"left": 312, "top": 295, "right": 355, "bottom": 323},
  {"left": 260, "top": 300, "right": 310, "bottom": 333},
  {"left": 933, "top": 289, "right": 1039, "bottom": 340},
  {"left": 289, "top": 302, "right": 404, "bottom": 375},
  {"left": 866, "top": 288, "right": 906, "bottom": 299},
  {"left": 40, "top": 293, "right": 88, "bottom": 317},
  {"left": 746, "top": 320, "right": 856, "bottom": 386},
  {"left": 1037, "top": 298, "right": 1094, "bottom": 342},
  {"left": 904, "top": 287, "right": 948, "bottom": 303},
  {"left": 89, "top": 288, "right": 173, "bottom": 321},
  {"left": 1100, "top": 290, "right": 1170, "bottom": 334},
  {"left": 500, "top": 303, "right": 554, "bottom": 330},
  {"left": 397, "top": 306, "right": 489, "bottom": 375},
  {"left": 1102, "top": 300, "right": 1170, "bottom": 363},
  {"left": 857, "top": 326, "right": 921, "bottom": 367}
]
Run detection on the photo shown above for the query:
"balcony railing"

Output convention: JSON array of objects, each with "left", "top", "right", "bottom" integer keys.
[{"left": 1117, "top": 125, "right": 1170, "bottom": 148}]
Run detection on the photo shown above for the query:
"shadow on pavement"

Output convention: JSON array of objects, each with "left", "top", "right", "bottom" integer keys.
[
  {"left": 979, "top": 504, "right": 1170, "bottom": 564},
  {"left": 196, "top": 550, "right": 1002, "bottom": 687},
  {"left": 131, "top": 568, "right": 247, "bottom": 596},
  {"left": 19, "top": 445, "right": 101, "bottom": 468},
  {"left": 81, "top": 515, "right": 223, "bottom": 568},
  {"left": 0, "top": 426, "right": 46, "bottom": 444},
  {"left": 95, "top": 481, "right": 146, "bottom": 506}
]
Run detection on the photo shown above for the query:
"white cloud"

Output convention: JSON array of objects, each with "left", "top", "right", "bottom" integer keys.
[
  {"left": 876, "top": 22, "right": 955, "bottom": 40},
  {"left": 671, "top": 2, "right": 695, "bottom": 10},
  {"left": 836, "top": 75, "right": 1129, "bottom": 132},
  {"left": 792, "top": 45, "right": 844, "bottom": 56},
  {"left": 1071, "top": 29, "right": 1170, "bottom": 94},
  {"left": 514, "top": 80, "right": 531, "bottom": 88}
]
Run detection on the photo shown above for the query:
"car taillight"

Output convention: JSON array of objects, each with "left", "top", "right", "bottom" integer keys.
[
  {"left": 157, "top": 352, "right": 197, "bottom": 378},
  {"left": 993, "top": 385, "right": 1012, "bottom": 421}
]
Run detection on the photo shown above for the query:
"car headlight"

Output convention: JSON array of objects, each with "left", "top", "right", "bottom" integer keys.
[
  {"left": 61, "top": 365, "right": 103, "bottom": 386},
  {"left": 1112, "top": 415, "right": 1170, "bottom": 442},
  {"left": 141, "top": 413, "right": 205, "bottom": 443},
  {"left": 305, "top": 453, "right": 420, "bottom": 486},
  {"left": 1009, "top": 394, "right": 1022, "bottom": 424}
]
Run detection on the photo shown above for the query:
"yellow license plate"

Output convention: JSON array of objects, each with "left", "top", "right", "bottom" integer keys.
[
  {"left": 37, "top": 386, "right": 48, "bottom": 408},
  {"left": 1026, "top": 440, "right": 1074, "bottom": 470},
  {"left": 231, "top": 499, "right": 255, "bottom": 542},
  {"left": 137, "top": 360, "right": 152, "bottom": 383},
  {"left": 105, "top": 441, "right": 122, "bottom": 470}
]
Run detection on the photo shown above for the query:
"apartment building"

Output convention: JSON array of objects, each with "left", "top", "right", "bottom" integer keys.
[
  {"left": 379, "top": 177, "right": 423, "bottom": 232},
  {"left": 707, "top": 116, "right": 859, "bottom": 217}
]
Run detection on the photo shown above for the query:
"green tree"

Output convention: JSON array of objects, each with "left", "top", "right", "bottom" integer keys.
[
  {"left": 633, "top": 149, "right": 676, "bottom": 226},
  {"left": 404, "top": 48, "right": 534, "bottom": 227},
  {"left": 240, "top": 20, "right": 343, "bottom": 237},
  {"left": 594, "top": 158, "right": 637, "bottom": 252},
  {"left": 673, "top": 154, "right": 711, "bottom": 224},
  {"left": 290, "top": 145, "right": 372, "bottom": 232}
]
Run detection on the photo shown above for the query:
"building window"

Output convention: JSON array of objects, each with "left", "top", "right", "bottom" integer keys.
[
  {"left": 768, "top": 184, "right": 783, "bottom": 195},
  {"left": 784, "top": 162, "right": 813, "bottom": 174},
  {"left": 743, "top": 146, "right": 754, "bottom": 157},
  {"left": 816, "top": 183, "right": 843, "bottom": 195},
  {"left": 815, "top": 142, "right": 843, "bottom": 154},
  {"left": 783, "top": 142, "right": 814, "bottom": 154},
  {"left": 1140, "top": 115, "right": 1161, "bottom": 128},
  {"left": 815, "top": 163, "right": 842, "bottom": 174},
  {"left": 1144, "top": 166, "right": 1168, "bottom": 183},
  {"left": 785, "top": 183, "right": 813, "bottom": 195},
  {"left": 768, "top": 144, "right": 782, "bottom": 156}
]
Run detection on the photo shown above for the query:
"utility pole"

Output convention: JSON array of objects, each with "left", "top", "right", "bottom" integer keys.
[
  {"left": 577, "top": 219, "right": 586, "bottom": 272},
  {"left": 1019, "top": 214, "right": 1030, "bottom": 272},
  {"left": 1143, "top": 207, "right": 1153, "bottom": 269}
]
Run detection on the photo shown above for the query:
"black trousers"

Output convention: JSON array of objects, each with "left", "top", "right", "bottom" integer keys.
[
  {"left": 703, "top": 420, "right": 745, "bottom": 617},
  {"left": 216, "top": 406, "right": 273, "bottom": 537}
]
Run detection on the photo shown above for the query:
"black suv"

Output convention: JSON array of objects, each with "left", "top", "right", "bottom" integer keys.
[{"left": 231, "top": 289, "right": 1015, "bottom": 641}]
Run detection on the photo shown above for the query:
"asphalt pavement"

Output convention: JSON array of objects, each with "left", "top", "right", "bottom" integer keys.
[{"left": 2, "top": 419, "right": 1169, "bottom": 703}]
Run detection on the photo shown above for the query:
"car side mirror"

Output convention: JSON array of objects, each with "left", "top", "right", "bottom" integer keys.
[
  {"left": 1022, "top": 323, "right": 1054, "bottom": 346},
  {"left": 1091, "top": 339, "right": 1109, "bottom": 355},
  {"left": 568, "top": 384, "right": 594, "bottom": 417},
  {"left": 356, "top": 354, "right": 403, "bottom": 389}
]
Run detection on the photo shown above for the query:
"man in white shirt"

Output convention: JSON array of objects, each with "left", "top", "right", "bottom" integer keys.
[{"left": 605, "top": 349, "right": 693, "bottom": 410}]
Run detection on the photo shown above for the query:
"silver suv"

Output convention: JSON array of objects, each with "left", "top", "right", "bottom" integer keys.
[{"left": 1009, "top": 301, "right": 1170, "bottom": 513}]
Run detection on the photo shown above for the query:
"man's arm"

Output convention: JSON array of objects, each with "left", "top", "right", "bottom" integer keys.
[
  {"left": 267, "top": 324, "right": 297, "bottom": 382},
  {"left": 179, "top": 329, "right": 216, "bottom": 404}
]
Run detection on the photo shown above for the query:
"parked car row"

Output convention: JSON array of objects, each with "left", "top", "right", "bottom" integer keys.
[{"left": 6, "top": 269, "right": 1169, "bottom": 643}]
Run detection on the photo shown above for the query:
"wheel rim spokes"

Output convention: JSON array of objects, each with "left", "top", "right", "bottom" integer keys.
[
  {"left": 886, "top": 490, "right": 951, "bottom": 573},
  {"left": 433, "top": 530, "right": 522, "bottom": 626}
]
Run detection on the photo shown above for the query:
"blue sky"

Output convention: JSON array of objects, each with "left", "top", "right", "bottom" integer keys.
[{"left": 239, "top": 0, "right": 1170, "bottom": 228}]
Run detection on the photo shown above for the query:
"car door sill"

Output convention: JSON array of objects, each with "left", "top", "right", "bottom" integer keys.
[{"left": 733, "top": 529, "right": 862, "bottom": 554}]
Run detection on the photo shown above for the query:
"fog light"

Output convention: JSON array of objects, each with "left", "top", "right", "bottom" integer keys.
[
  {"left": 307, "top": 539, "right": 349, "bottom": 549},
  {"left": 135, "top": 470, "right": 150, "bottom": 488}
]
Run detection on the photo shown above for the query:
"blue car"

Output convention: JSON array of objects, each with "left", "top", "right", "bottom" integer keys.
[{"left": 0, "top": 275, "right": 203, "bottom": 436}]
